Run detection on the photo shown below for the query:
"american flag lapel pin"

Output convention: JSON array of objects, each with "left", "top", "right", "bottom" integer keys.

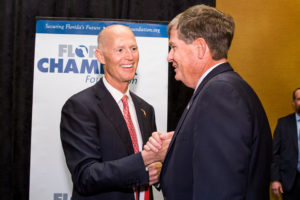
[{"left": 141, "top": 108, "right": 146, "bottom": 117}]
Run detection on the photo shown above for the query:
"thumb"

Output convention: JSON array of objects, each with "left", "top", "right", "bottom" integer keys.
[
  {"left": 160, "top": 131, "right": 174, "bottom": 140},
  {"left": 280, "top": 186, "right": 283, "bottom": 194}
]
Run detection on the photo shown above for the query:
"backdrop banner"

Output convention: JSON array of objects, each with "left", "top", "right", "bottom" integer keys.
[{"left": 30, "top": 19, "right": 168, "bottom": 200}]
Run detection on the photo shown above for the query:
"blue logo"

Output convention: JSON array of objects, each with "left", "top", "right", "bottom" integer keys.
[
  {"left": 75, "top": 45, "right": 88, "bottom": 57},
  {"left": 36, "top": 44, "right": 138, "bottom": 85},
  {"left": 37, "top": 44, "right": 103, "bottom": 74}
]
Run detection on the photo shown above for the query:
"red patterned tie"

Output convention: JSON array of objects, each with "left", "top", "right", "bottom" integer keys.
[
  {"left": 121, "top": 95, "right": 139, "bottom": 153},
  {"left": 121, "top": 95, "right": 150, "bottom": 200}
]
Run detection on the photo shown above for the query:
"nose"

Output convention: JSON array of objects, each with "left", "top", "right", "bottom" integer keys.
[
  {"left": 125, "top": 49, "right": 134, "bottom": 60},
  {"left": 167, "top": 48, "right": 173, "bottom": 62}
]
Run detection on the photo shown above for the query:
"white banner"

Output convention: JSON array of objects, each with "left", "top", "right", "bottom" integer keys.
[{"left": 30, "top": 19, "right": 168, "bottom": 200}]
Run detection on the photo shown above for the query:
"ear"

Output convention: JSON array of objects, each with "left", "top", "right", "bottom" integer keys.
[
  {"left": 95, "top": 48, "right": 106, "bottom": 64},
  {"left": 193, "top": 38, "right": 208, "bottom": 59},
  {"left": 292, "top": 100, "right": 295, "bottom": 108}
]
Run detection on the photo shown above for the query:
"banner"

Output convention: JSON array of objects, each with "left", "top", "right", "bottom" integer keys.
[{"left": 30, "top": 19, "right": 168, "bottom": 200}]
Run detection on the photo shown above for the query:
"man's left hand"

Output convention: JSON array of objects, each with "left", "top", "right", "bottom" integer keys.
[{"left": 147, "top": 162, "right": 162, "bottom": 185}]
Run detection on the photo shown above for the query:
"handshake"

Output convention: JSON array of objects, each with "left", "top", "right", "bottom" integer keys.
[{"left": 141, "top": 131, "right": 174, "bottom": 185}]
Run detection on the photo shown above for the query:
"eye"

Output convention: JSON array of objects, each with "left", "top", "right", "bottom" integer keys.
[
  {"left": 117, "top": 48, "right": 123, "bottom": 53},
  {"left": 131, "top": 46, "right": 138, "bottom": 52},
  {"left": 170, "top": 45, "right": 176, "bottom": 50},
  {"left": 169, "top": 45, "right": 176, "bottom": 52}
]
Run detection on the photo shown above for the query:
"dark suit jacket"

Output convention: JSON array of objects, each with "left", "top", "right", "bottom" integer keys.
[
  {"left": 271, "top": 113, "right": 299, "bottom": 192},
  {"left": 60, "top": 78, "right": 156, "bottom": 200},
  {"left": 160, "top": 63, "right": 272, "bottom": 200}
]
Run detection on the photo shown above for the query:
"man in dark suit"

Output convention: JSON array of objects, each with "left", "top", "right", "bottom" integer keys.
[
  {"left": 271, "top": 88, "right": 300, "bottom": 200},
  {"left": 60, "top": 25, "right": 167, "bottom": 200},
  {"left": 144, "top": 4, "right": 272, "bottom": 200}
]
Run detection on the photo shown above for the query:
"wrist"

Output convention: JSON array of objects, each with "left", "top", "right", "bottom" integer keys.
[{"left": 141, "top": 150, "right": 156, "bottom": 166}]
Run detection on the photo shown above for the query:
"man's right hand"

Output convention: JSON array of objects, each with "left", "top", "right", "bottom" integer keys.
[
  {"left": 144, "top": 131, "right": 174, "bottom": 153},
  {"left": 141, "top": 131, "right": 174, "bottom": 165},
  {"left": 271, "top": 181, "right": 283, "bottom": 197}
]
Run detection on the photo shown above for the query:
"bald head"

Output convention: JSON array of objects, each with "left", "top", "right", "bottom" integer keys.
[
  {"left": 97, "top": 25, "right": 136, "bottom": 51},
  {"left": 94, "top": 24, "right": 139, "bottom": 93}
]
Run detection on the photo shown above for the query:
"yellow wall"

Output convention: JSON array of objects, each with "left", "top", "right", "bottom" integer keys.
[{"left": 217, "top": 1, "right": 300, "bottom": 199}]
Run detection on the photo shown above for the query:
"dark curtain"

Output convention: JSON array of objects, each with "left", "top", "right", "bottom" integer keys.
[{"left": 0, "top": 0, "right": 215, "bottom": 199}]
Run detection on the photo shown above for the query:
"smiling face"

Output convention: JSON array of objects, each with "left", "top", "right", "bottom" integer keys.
[
  {"left": 95, "top": 25, "right": 139, "bottom": 93},
  {"left": 167, "top": 28, "right": 201, "bottom": 89}
]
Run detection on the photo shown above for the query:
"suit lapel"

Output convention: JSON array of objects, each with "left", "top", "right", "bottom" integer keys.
[
  {"left": 163, "top": 63, "right": 234, "bottom": 166},
  {"left": 94, "top": 78, "right": 134, "bottom": 154},
  {"left": 288, "top": 114, "right": 298, "bottom": 151},
  {"left": 131, "top": 92, "right": 149, "bottom": 145}
]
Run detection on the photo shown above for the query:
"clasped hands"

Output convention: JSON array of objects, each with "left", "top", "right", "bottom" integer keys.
[
  {"left": 271, "top": 181, "right": 283, "bottom": 197},
  {"left": 142, "top": 131, "right": 174, "bottom": 185}
]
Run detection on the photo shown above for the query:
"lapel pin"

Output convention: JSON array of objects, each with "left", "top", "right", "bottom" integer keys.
[{"left": 141, "top": 108, "right": 146, "bottom": 117}]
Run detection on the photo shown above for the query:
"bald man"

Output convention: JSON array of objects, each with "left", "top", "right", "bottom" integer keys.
[{"left": 60, "top": 25, "right": 168, "bottom": 200}]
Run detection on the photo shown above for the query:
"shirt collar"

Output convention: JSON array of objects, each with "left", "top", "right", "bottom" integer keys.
[
  {"left": 103, "top": 76, "right": 130, "bottom": 103},
  {"left": 195, "top": 62, "right": 226, "bottom": 92},
  {"left": 296, "top": 112, "right": 300, "bottom": 121}
]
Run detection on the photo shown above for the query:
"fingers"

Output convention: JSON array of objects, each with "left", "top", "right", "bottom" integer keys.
[
  {"left": 148, "top": 168, "right": 159, "bottom": 185},
  {"left": 271, "top": 181, "right": 283, "bottom": 197},
  {"left": 271, "top": 185, "right": 279, "bottom": 197},
  {"left": 144, "top": 132, "right": 162, "bottom": 152},
  {"left": 143, "top": 131, "right": 174, "bottom": 163},
  {"left": 149, "top": 176, "right": 159, "bottom": 185},
  {"left": 279, "top": 185, "right": 283, "bottom": 194},
  {"left": 144, "top": 140, "right": 160, "bottom": 152},
  {"left": 152, "top": 132, "right": 162, "bottom": 144},
  {"left": 147, "top": 162, "right": 162, "bottom": 185},
  {"left": 160, "top": 131, "right": 174, "bottom": 140},
  {"left": 272, "top": 189, "right": 280, "bottom": 197}
]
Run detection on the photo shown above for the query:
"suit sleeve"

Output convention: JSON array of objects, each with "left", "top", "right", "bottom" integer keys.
[
  {"left": 271, "top": 119, "right": 282, "bottom": 182},
  {"left": 60, "top": 97, "right": 149, "bottom": 195},
  {"left": 192, "top": 81, "right": 252, "bottom": 199}
]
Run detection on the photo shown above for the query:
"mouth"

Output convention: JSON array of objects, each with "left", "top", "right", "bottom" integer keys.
[
  {"left": 172, "top": 62, "right": 178, "bottom": 69},
  {"left": 121, "top": 64, "right": 133, "bottom": 68}
]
